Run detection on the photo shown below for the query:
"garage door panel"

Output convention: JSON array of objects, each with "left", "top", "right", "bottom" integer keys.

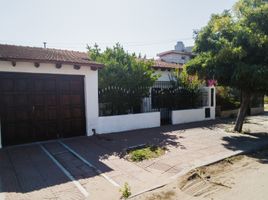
[
  {"left": 61, "top": 95, "right": 72, "bottom": 105},
  {"left": 0, "top": 79, "right": 14, "bottom": 91},
  {"left": 47, "top": 108, "right": 57, "bottom": 120},
  {"left": 62, "top": 119, "right": 84, "bottom": 138},
  {"left": 59, "top": 80, "right": 70, "bottom": 91},
  {"left": 45, "top": 80, "right": 56, "bottom": 91},
  {"left": 5, "top": 108, "right": 30, "bottom": 122},
  {"left": 2, "top": 95, "right": 13, "bottom": 106},
  {"left": 34, "top": 79, "right": 45, "bottom": 91},
  {"left": 33, "top": 95, "right": 45, "bottom": 105},
  {"left": 15, "top": 94, "right": 29, "bottom": 106},
  {"left": 15, "top": 79, "right": 28, "bottom": 91},
  {"left": 47, "top": 95, "right": 57, "bottom": 106},
  {"left": 4, "top": 123, "right": 33, "bottom": 145},
  {"left": 34, "top": 107, "right": 46, "bottom": 121},
  {"left": 15, "top": 109, "right": 30, "bottom": 121},
  {"left": 0, "top": 73, "right": 86, "bottom": 146},
  {"left": 72, "top": 107, "right": 83, "bottom": 118},
  {"left": 34, "top": 122, "right": 58, "bottom": 140},
  {"left": 71, "top": 95, "right": 82, "bottom": 105},
  {"left": 70, "top": 80, "right": 83, "bottom": 92}
]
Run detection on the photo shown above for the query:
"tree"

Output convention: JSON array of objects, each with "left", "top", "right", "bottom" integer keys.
[
  {"left": 88, "top": 43, "right": 158, "bottom": 91},
  {"left": 185, "top": 0, "right": 268, "bottom": 132},
  {"left": 88, "top": 43, "right": 159, "bottom": 115}
]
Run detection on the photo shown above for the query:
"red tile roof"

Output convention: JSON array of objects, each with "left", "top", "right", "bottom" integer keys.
[
  {"left": 152, "top": 60, "right": 183, "bottom": 69},
  {"left": 0, "top": 44, "right": 103, "bottom": 68},
  {"left": 157, "top": 50, "right": 193, "bottom": 57}
]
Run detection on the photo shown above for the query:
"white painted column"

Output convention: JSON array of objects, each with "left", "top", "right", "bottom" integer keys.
[
  {"left": 210, "top": 86, "right": 216, "bottom": 119},
  {"left": 84, "top": 71, "right": 99, "bottom": 136},
  {"left": 0, "top": 121, "right": 2, "bottom": 148}
]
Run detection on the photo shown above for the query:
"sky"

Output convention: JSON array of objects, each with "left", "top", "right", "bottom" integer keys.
[{"left": 0, "top": 0, "right": 236, "bottom": 58}]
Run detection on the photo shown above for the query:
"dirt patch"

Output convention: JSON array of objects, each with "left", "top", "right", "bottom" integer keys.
[
  {"left": 145, "top": 191, "right": 175, "bottom": 200},
  {"left": 133, "top": 148, "right": 268, "bottom": 200}
]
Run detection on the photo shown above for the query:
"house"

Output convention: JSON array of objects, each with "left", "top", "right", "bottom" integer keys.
[
  {"left": 139, "top": 42, "right": 195, "bottom": 123},
  {"left": 0, "top": 43, "right": 214, "bottom": 148},
  {"left": 151, "top": 60, "right": 183, "bottom": 83},
  {"left": 152, "top": 41, "right": 193, "bottom": 83},
  {"left": 157, "top": 41, "right": 193, "bottom": 65},
  {"left": 0, "top": 44, "right": 103, "bottom": 148}
]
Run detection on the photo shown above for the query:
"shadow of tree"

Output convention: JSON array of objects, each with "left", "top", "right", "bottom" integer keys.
[
  {"left": 89, "top": 118, "right": 252, "bottom": 160},
  {"left": 221, "top": 132, "right": 268, "bottom": 164},
  {"left": 1, "top": 113, "right": 267, "bottom": 195}
]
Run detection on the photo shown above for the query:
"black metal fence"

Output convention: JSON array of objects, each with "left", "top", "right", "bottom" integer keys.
[
  {"left": 98, "top": 86, "right": 151, "bottom": 116},
  {"left": 99, "top": 81, "right": 209, "bottom": 124}
]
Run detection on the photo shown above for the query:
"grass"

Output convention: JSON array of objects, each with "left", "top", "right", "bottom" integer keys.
[
  {"left": 264, "top": 96, "right": 268, "bottom": 104},
  {"left": 242, "top": 128, "right": 251, "bottom": 134},
  {"left": 127, "top": 145, "right": 166, "bottom": 162},
  {"left": 224, "top": 126, "right": 252, "bottom": 134},
  {"left": 120, "top": 183, "right": 131, "bottom": 199},
  {"left": 265, "top": 104, "right": 268, "bottom": 111},
  {"left": 265, "top": 96, "right": 268, "bottom": 111}
]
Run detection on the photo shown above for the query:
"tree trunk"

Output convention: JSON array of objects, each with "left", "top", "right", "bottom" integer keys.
[{"left": 234, "top": 91, "right": 251, "bottom": 132}]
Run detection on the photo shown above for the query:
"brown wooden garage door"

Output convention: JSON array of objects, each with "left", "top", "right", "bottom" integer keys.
[{"left": 0, "top": 72, "right": 86, "bottom": 146}]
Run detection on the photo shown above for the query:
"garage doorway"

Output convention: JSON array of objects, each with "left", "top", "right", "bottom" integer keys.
[{"left": 0, "top": 72, "right": 86, "bottom": 146}]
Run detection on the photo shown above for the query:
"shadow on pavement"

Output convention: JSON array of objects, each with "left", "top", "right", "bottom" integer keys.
[
  {"left": 222, "top": 131, "right": 268, "bottom": 164},
  {"left": 1, "top": 113, "right": 267, "bottom": 195}
]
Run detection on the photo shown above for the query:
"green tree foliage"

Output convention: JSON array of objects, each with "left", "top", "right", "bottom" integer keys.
[
  {"left": 171, "top": 69, "right": 203, "bottom": 92},
  {"left": 185, "top": 0, "right": 268, "bottom": 132},
  {"left": 88, "top": 43, "right": 159, "bottom": 115},
  {"left": 152, "top": 70, "right": 204, "bottom": 111},
  {"left": 88, "top": 43, "right": 158, "bottom": 91}
]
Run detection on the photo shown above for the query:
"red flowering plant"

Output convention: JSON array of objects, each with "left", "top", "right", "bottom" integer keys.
[{"left": 207, "top": 79, "right": 217, "bottom": 87}]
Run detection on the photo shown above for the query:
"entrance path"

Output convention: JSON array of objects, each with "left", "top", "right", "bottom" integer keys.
[{"left": 0, "top": 113, "right": 267, "bottom": 199}]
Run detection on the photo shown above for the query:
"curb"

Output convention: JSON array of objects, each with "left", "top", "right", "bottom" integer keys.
[{"left": 129, "top": 141, "right": 268, "bottom": 199}]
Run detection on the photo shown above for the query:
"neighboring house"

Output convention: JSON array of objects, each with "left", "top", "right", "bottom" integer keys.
[
  {"left": 151, "top": 60, "right": 183, "bottom": 82},
  {"left": 0, "top": 44, "right": 103, "bottom": 148},
  {"left": 139, "top": 42, "right": 195, "bottom": 123},
  {"left": 157, "top": 41, "right": 193, "bottom": 65},
  {"left": 152, "top": 41, "right": 193, "bottom": 83}
]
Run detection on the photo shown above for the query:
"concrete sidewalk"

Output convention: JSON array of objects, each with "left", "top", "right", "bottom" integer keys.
[
  {"left": 1, "top": 114, "right": 267, "bottom": 199},
  {"left": 63, "top": 114, "right": 268, "bottom": 197}
]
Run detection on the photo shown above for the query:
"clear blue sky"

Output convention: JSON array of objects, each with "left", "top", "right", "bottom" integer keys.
[{"left": 0, "top": 0, "right": 236, "bottom": 58}]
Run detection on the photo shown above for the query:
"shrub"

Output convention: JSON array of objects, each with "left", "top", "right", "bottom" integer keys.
[
  {"left": 127, "top": 146, "right": 165, "bottom": 162},
  {"left": 264, "top": 96, "right": 268, "bottom": 104},
  {"left": 120, "top": 183, "right": 131, "bottom": 199},
  {"left": 216, "top": 86, "right": 240, "bottom": 111}
]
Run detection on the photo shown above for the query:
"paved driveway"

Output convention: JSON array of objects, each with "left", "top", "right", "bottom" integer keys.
[{"left": 1, "top": 113, "right": 268, "bottom": 200}]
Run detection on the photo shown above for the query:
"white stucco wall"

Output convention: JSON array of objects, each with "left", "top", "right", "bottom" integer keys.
[
  {"left": 172, "top": 107, "right": 214, "bottom": 124},
  {"left": 0, "top": 61, "right": 99, "bottom": 147},
  {"left": 154, "top": 69, "right": 175, "bottom": 82},
  {"left": 160, "top": 53, "right": 190, "bottom": 64},
  {"left": 0, "top": 122, "right": 2, "bottom": 149},
  {"left": 96, "top": 112, "right": 160, "bottom": 134},
  {"left": 172, "top": 87, "right": 216, "bottom": 125},
  {"left": 250, "top": 107, "right": 264, "bottom": 115}
]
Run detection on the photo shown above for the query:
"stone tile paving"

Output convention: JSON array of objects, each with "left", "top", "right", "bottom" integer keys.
[
  {"left": 63, "top": 114, "right": 268, "bottom": 196},
  {"left": 0, "top": 113, "right": 267, "bottom": 199}
]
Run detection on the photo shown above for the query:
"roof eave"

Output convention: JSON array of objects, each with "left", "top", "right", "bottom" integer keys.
[{"left": 0, "top": 57, "right": 104, "bottom": 69}]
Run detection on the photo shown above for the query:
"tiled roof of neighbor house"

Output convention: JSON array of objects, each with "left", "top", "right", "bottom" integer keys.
[
  {"left": 157, "top": 50, "right": 193, "bottom": 57},
  {"left": 152, "top": 60, "right": 183, "bottom": 70},
  {"left": 0, "top": 44, "right": 103, "bottom": 68}
]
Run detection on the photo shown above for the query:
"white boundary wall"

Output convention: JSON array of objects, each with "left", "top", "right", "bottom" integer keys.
[
  {"left": 172, "top": 107, "right": 215, "bottom": 124},
  {"left": 172, "top": 87, "right": 216, "bottom": 125},
  {"left": 0, "top": 61, "right": 99, "bottom": 148},
  {"left": 96, "top": 112, "right": 160, "bottom": 134}
]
